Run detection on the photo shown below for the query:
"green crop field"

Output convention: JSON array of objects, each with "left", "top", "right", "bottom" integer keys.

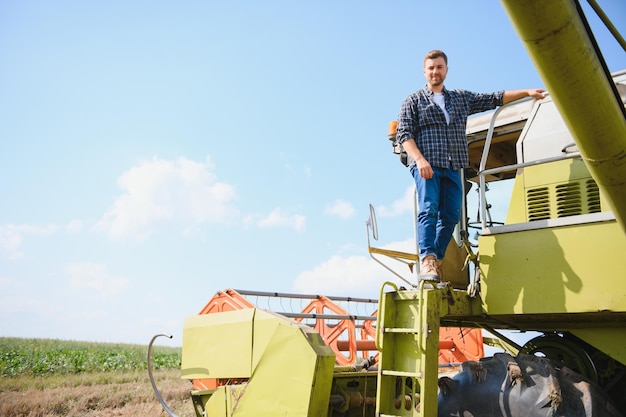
[
  {"left": 0, "top": 338, "right": 192, "bottom": 417},
  {"left": 0, "top": 337, "right": 181, "bottom": 377}
]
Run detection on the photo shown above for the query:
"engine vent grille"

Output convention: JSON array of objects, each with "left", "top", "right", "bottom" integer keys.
[
  {"left": 526, "top": 179, "right": 601, "bottom": 221},
  {"left": 586, "top": 179, "right": 601, "bottom": 213},
  {"left": 555, "top": 183, "right": 582, "bottom": 217},
  {"left": 527, "top": 187, "right": 551, "bottom": 220}
]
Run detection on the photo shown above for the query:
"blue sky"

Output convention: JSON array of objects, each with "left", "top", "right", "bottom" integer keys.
[{"left": 1, "top": 1, "right": 625, "bottom": 346}]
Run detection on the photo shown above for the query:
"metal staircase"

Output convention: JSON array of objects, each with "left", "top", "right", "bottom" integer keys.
[{"left": 375, "top": 281, "right": 443, "bottom": 417}]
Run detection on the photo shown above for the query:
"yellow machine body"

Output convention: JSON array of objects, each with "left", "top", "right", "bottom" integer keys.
[
  {"left": 182, "top": 309, "right": 336, "bottom": 416},
  {"left": 474, "top": 69, "right": 626, "bottom": 367},
  {"left": 500, "top": 0, "right": 626, "bottom": 231}
]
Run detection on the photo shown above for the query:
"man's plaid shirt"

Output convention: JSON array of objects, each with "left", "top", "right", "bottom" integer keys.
[{"left": 396, "top": 86, "right": 504, "bottom": 170}]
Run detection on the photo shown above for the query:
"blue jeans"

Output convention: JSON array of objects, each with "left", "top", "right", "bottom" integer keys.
[{"left": 411, "top": 165, "right": 462, "bottom": 260}]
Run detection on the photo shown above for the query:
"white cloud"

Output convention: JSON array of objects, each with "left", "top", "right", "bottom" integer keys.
[
  {"left": 67, "top": 262, "right": 129, "bottom": 298},
  {"left": 377, "top": 185, "right": 416, "bottom": 217},
  {"left": 324, "top": 199, "right": 355, "bottom": 219},
  {"left": 0, "top": 276, "right": 12, "bottom": 288},
  {"left": 292, "top": 255, "right": 382, "bottom": 297},
  {"left": 0, "top": 226, "right": 23, "bottom": 259},
  {"left": 65, "top": 220, "right": 83, "bottom": 234},
  {"left": 0, "top": 295, "right": 40, "bottom": 313},
  {"left": 95, "top": 155, "right": 238, "bottom": 240},
  {"left": 292, "top": 238, "right": 419, "bottom": 298},
  {"left": 257, "top": 208, "right": 306, "bottom": 232},
  {"left": 0, "top": 224, "right": 58, "bottom": 259}
]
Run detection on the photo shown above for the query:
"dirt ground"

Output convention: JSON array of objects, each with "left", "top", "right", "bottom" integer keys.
[{"left": 0, "top": 369, "right": 196, "bottom": 417}]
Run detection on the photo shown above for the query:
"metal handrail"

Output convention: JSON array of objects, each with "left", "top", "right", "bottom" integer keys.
[
  {"left": 477, "top": 97, "right": 531, "bottom": 231},
  {"left": 375, "top": 281, "right": 398, "bottom": 352},
  {"left": 474, "top": 95, "right": 586, "bottom": 231},
  {"left": 478, "top": 151, "right": 581, "bottom": 230},
  {"left": 477, "top": 96, "right": 535, "bottom": 174}
]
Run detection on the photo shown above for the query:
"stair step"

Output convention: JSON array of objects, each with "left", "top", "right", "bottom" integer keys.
[
  {"left": 381, "top": 369, "right": 423, "bottom": 378},
  {"left": 383, "top": 327, "right": 421, "bottom": 334}
]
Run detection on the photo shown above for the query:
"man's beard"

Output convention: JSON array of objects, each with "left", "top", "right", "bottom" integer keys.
[{"left": 430, "top": 77, "right": 444, "bottom": 86}]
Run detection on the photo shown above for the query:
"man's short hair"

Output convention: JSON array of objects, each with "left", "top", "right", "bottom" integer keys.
[{"left": 424, "top": 50, "right": 448, "bottom": 65}]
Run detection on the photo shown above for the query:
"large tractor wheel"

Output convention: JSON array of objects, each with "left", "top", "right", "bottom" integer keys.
[
  {"left": 437, "top": 352, "right": 623, "bottom": 417},
  {"left": 521, "top": 332, "right": 626, "bottom": 415},
  {"left": 520, "top": 333, "right": 598, "bottom": 382}
]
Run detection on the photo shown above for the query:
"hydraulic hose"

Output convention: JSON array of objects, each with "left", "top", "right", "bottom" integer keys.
[{"left": 147, "top": 333, "right": 180, "bottom": 417}]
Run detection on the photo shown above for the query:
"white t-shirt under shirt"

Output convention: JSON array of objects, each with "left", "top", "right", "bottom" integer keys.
[{"left": 433, "top": 92, "right": 450, "bottom": 124}]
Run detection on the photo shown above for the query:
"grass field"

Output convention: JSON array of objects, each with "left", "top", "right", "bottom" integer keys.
[{"left": 0, "top": 337, "right": 195, "bottom": 417}]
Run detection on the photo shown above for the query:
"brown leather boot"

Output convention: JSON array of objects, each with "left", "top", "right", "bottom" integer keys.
[
  {"left": 419, "top": 255, "right": 440, "bottom": 282},
  {"left": 436, "top": 259, "right": 443, "bottom": 281}
]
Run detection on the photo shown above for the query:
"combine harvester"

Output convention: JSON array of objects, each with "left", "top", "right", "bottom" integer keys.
[
  {"left": 149, "top": 289, "right": 486, "bottom": 416},
  {"left": 149, "top": 1, "right": 626, "bottom": 415}
]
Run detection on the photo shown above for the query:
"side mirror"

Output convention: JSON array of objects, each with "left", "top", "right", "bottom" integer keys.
[{"left": 367, "top": 204, "right": 378, "bottom": 241}]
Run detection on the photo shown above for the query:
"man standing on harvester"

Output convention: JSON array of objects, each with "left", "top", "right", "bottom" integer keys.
[{"left": 396, "top": 49, "right": 545, "bottom": 282}]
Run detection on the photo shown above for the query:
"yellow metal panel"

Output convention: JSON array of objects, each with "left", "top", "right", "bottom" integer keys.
[
  {"left": 187, "top": 309, "right": 336, "bottom": 416},
  {"left": 500, "top": 0, "right": 626, "bottom": 231},
  {"left": 571, "top": 328, "right": 626, "bottom": 367},
  {"left": 202, "top": 387, "right": 227, "bottom": 416},
  {"left": 249, "top": 309, "right": 282, "bottom": 372},
  {"left": 479, "top": 220, "right": 626, "bottom": 315},
  {"left": 229, "top": 320, "right": 335, "bottom": 416},
  {"left": 523, "top": 158, "right": 592, "bottom": 188},
  {"left": 505, "top": 159, "right": 611, "bottom": 225},
  {"left": 181, "top": 309, "right": 254, "bottom": 380},
  {"left": 376, "top": 287, "right": 442, "bottom": 416},
  {"left": 505, "top": 172, "right": 527, "bottom": 224},
  {"left": 369, "top": 246, "right": 418, "bottom": 261},
  {"left": 303, "top": 331, "right": 337, "bottom": 417}
]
